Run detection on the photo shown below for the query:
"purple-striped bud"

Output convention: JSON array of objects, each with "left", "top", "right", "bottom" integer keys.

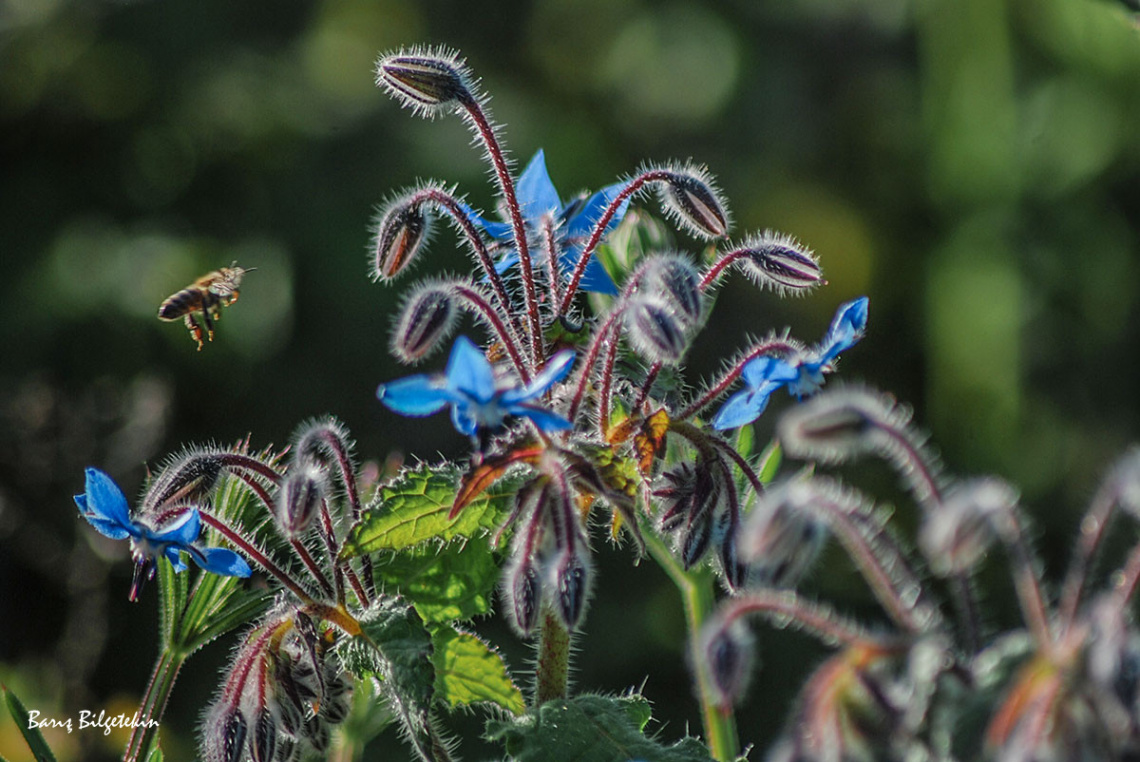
[
  {"left": 717, "top": 520, "right": 748, "bottom": 591},
  {"left": 391, "top": 282, "right": 458, "bottom": 364},
  {"left": 624, "top": 297, "right": 688, "bottom": 364},
  {"left": 275, "top": 463, "right": 326, "bottom": 537},
  {"left": 250, "top": 709, "right": 277, "bottom": 762},
  {"left": 506, "top": 558, "right": 543, "bottom": 637},
  {"left": 202, "top": 704, "right": 248, "bottom": 762},
  {"left": 699, "top": 618, "right": 755, "bottom": 708},
  {"left": 375, "top": 46, "right": 473, "bottom": 118},
  {"left": 733, "top": 231, "right": 824, "bottom": 295},
  {"left": 643, "top": 254, "right": 703, "bottom": 326},
  {"left": 918, "top": 478, "right": 1013, "bottom": 576},
  {"left": 740, "top": 480, "right": 827, "bottom": 588},
  {"left": 680, "top": 509, "right": 714, "bottom": 570},
  {"left": 548, "top": 549, "right": 591, "bottom": 630},
  {"left": 144, "top": 448, "right": 226, "bottom": 511},
  {"left": 372, "top": 195, "right": 433, "bottom": 282},
  {"left": 655, "top": 163, "right": 731, "bottom": 239},
  {"left": 318, "top": 667, "right": 353, "bottom": 724},
  {"left": 303, "top": 716, "right": 330, "bottom": 754}
]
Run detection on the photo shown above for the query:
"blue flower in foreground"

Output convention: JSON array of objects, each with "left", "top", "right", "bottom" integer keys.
[
  {"left": 75, "top": 467, "right": 251, "bottom": 601},
  {"left": 463, "top": 149, "right": 630, "bottom": 295},
  {"left": 377, "top": 335, "right": 575, "bottom": 436},
  {"left": 712, "top": 297, "right": 869, "bottom": 430}
]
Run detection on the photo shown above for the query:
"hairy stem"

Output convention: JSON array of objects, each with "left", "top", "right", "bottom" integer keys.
[{"left": 535, "top": 610, "right": 571, "bottom": 703}]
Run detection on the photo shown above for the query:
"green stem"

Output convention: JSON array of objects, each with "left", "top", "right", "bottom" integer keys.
[
  {"left": 643, "top": 526, "right": 739, "bottom": 762},
  {"left": 535, "top": 610, "right": 571, "bottom": 704},
  {"left": 122, "top": 650, "right": 185, "bottom": 762}
]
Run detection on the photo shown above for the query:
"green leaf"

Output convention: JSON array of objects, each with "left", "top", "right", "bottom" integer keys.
[
  {"left": 340, "top": 599, "right": 437, "bottom": 760},
  {"left": 432, "top": 626, "right": 524, "bottom": 715},
  {"left": 485, "top": 694, "right": 715, "bottom": 762},
  {"left": 756, "top": 438, "right": 782, "bottom": 484},
  {"left": 2, "top": 685, "right": 58, "bottom": 762},
  {"left": 733, "top": 423, "right": 755, "bottom": 462},
  {"left": 373, "top": 537, "right": 500, "bottom": 623},
  {"left": 158, "top": 556, "right": 272, "bottom": 657},
  {"left": 144, "top": 746, "right": 164, "bottom": 762},
  {"left": 340, "top": 464, "right": 518, "bottom": 560}
]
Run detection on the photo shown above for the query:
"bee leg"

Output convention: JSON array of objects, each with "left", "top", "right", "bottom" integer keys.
[
  {"left": 184, "top": 314, "right": 205, "bottom": 351},
  {"left": 200, "top": 306, "right": 216, "bottom": 342},
  {"left": 224, "top": 289, "right": 240, "bottom": 307}
]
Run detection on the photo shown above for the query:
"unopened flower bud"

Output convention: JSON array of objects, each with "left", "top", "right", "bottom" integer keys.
[
  {"left": 506, "top": 558, "right": 543, "bottom": 636},
  {"left": 740, "top": 480, "right": 827, "bottom": 588},
  {"left": 250, "top": 709, "right": 277, "bottom": 762},
  {"left": 624, "top": 297, "right": 688, "bottom": 364},
  {"left": 656, "top": 164, "right": 731, "bottom": 239},
  {"left": 391, "top": 282, "right": 458, "bottom": 364},
  {"left": 643, "top": 254, "right": 703, "bottom": 326},
  {"left": 717, "top": 522, "right": 748, "bottom": 591},
  {"left": 203, "top": 704, "right": 248, "bottom": 762},
  {"left": 699, "top": 618, "right": 755, "bottom": 708},
  {"left": 372, "top": 196, "right": 432, "bottom": 282},
  {"left": 144, "top": 449, "right": 225, "bottom": 511},
  {"left": 375, "top": 47, "right": 473, "bottom": 117},
  {"left": 680, "top": 509, "right": 714, "bottom": 570},
  {"left": 303, "top": 716, "right": 330, "bottom": 754},
  {"left": 276, "top": 464, "right": 325, "bottom": 537},
  {"left": 735, "top": 231, "right": 824, "bottom": 294},
  {"left": 919, "top": 478, "right": 1014, "bottom": 576},
  {"left": 548, "top": 549, "right": 591, "bottom": 630}
]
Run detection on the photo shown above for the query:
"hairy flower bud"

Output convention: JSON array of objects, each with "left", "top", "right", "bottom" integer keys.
[
  {"left": 202, "top": 704, "right": 248, "bottom": 762},
  {"left": 918, "top": 478, "right": 1014, "bottom": 576},
  {"left": 375, "top": 46, "right": 473, "bottom": 117},
  {"left": 655, "top": 164, "right": 731, "bottom": 239},
  {"left": 250, "top": 709, "right": 277, "bottom": 762},
  {"left": 372, "top": 195, "right": 433, "bottom": 282},
  {"left": 506, "top": 557, "right": 543, "bottom": 636},
  {"left": 643, "top": 254, "right": 703, "bottom": 326},
  {"left": 699, "top": 618, "right": 755, "bottom": 708},
  {"left": 734, "top": 231, "right": 824, "bottom": 294},
  {"left": 144, "top": 448, "right": 226, "bottom": 511},
  {"left": 391, "top": 282, "right": 458, "bottom": 364},
  {"left": 548, "top": 548, "right": 591, "bottom": 630},
  {"left": 740, "top": 480, "right": 827, "bottom": 588},
  {"left": 624, "top": 297, "right": 688, "bottom": 364},
  {"left": 275, "top": 464, "right": 326, "bottom": 537}
]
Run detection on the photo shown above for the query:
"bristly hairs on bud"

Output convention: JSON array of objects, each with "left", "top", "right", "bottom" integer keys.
[
  {"left": 275, "top": 460, "right": 327, "bottom": 538},
  {"left": 390, "top": 279, "right": 458, "bottom": 364},
  {"left": 644, "top": 160, "right": 732, "bottom": 240},
  {"left": 739, "top": 478, "right": 828, "bottom": 590},
  {"left": 370, "top": 184, "right": 441, "bottom": 283},
  {"left": 641, "top": 252, "right": 704, "bottom": 328},
  {"left": 778, "top": 386, "right": 945, "bottom": 509},
  {"left": 731, "top": 230, "right": 825, "bottom": 296},
  {"left": 143, "top": 445, "right": 228, "bottom": 513},
  {"left": 623, "top": 296, "right": 691, "bottom": 365},
  {"left": 374, "top": 45, "right": 476, "bottom": 119},
  {"left": 697, "top": 616, "right": 756, "bottom": 709},
  {"left": 918, "top": 477, "right": 1016, "bottom": 577}
]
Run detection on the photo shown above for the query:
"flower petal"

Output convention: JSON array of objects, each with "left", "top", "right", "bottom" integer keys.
[
  {"left": 450, "top": 401, "right": 480, "bottom": 436},
  {"left": 445, "top": 336, "right": 496, "bottom": 403},
  {"left": 560, "top": 246, "right": 619, "bottom": 295},
  {"left": 516, "top": 149, "right": 562, "bottom": 223},
  {"left": 79, "top": 468, "right": 133, "bottom": 530},
  {"left": 149, "top": 509, "right": 202, "bottom": 546},
  {"left": 190, "top": 546, "right": 252, "bottom": 578},
  {"left": 378, "top": 374, "right": 454, "bottom": 416},
  {"left": 501, "top": 349, "right": 575, "bottom": 405},
  {"left": 455, "top": 199, "right": 512, "bottom": 239},
  {"left": 742, "top": 356, "right": 799, "bottom": 389},
  {"left": 712, "top": 385, "right": 778, "bottom": 430},
  {"left": 565, "top": 181, "right": 630, "bottom": 239},
  {"left": 818, "top": 296, "right": 868, "bottom": 364},
  {"left": 509, "top": 403, "right": 573, "bottom": 432},
  {"left": 164, "top": 546, "right": 189, "bottom": 573}
]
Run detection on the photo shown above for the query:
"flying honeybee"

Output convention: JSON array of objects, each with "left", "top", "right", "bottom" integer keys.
[{"left": 158, "top": 262, "right": 255, "bottom": 350}]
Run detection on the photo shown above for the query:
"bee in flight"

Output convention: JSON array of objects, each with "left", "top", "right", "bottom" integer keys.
[{"left": 158, "top": 262, "right": 255, "bottom": 350}]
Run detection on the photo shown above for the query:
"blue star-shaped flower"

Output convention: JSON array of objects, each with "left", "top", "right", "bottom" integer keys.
[
  {"left": 463, "top": 149, "right": 630, "bottom": 295},
  {"left": 75, "top": 467, "right": 252, "bottom": 601},
  {"left": 712, "top": 297, "right": 869, "bottom": 430},
  {"left": 377, "top": 335, "right": 575, "bottom": 436}
]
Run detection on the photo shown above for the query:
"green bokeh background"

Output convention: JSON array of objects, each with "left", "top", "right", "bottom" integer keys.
[{"left": 1, "top": 0, "right": 1138, "bottom": 759}]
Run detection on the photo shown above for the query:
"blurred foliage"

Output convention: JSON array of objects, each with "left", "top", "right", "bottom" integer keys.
[{"left": 0, "top": 0, "right": 1137, "bottom": 759}]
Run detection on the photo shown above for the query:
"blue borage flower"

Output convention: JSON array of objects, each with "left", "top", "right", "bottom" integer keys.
[
  {"left": 75, "top": 467, "right": 252, "bottom": 601},
  {"left": 712, "top": 297, "right": 869, "bottom": 430},
  {"left": 377, "top": 335, "right": 575, "bottom": 436},
  {"left": 461, "top": 149, "right": 630, "bottom": 295}
]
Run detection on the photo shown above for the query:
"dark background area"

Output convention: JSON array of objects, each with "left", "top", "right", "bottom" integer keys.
[{"left": 1, "top": 0, "right": 1139, "bottom": 759}]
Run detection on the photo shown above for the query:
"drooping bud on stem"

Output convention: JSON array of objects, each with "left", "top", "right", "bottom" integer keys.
[
  {"left": 372, "top": 192, "right": 433, "bottom": 282},
  {"left": 202, "top": 704, "right": 248, "bottom": 762},
  {"left": 623, "top": 296, "right": 689, "bottom": 364},
  {"left": 739, "top": 479, "right": 828, "bottom": 589},
  {"left": 547, "top": 547, "right": 591, "bottom": 630},
  {"left": 275, "top": 463, "right": 326, "bottom": 537},
  {"left": 918, "top": 478, "right": 1015, "bottom": 576},
  {"left": 391, "top": 281, "right": 458, "bottom": 364},
  {"left": 726, "top": 231, "right": 824, "bottom": 294},
  {"left": 506, "top": 558, "right": 543, "bottom": 637},
  {"left": 144, "top": 448, "right": 226, "bottom": 511},
  {"left": 698, "top": 617, "right": 755, "bottom": 709},
  {"left": 654, "top": 163, "right": 731, "bottom": 239},
  {"left": 643, "top": 253, "right": 704, "bottom": 327},
  {"left": 374, "top": 46, "right": 474, "bottom": 118}
]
